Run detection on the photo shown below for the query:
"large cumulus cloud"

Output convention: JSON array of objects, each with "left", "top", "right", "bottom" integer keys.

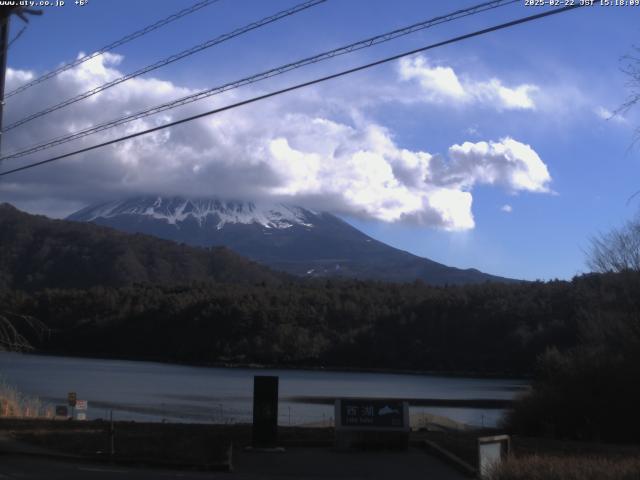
[{"left": 1, "top": 53, "right": 551, "bottom": 230}]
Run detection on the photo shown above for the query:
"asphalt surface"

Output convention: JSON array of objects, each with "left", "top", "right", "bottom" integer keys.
[
  {"left": 0, "top": 447, "right": 467, "bottom": 479},
  {"left": 234, "top": 447, "right": 467, "bottom": 479},
  {"left": 0, "top": 455, "right": 219, "bottom": 479}
]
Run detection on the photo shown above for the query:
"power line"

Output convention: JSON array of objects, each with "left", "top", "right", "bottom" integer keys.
[
  {"left": 1, "top": 0, "right": 518, "bottom": 163},
  {"left": 7, "top": 24, "right": 27, "bottom": 49},
  {"left": 3, "top": 0, "right": 223, "bottom": 100},
  {"left": 0, "top": 4, "right": 584, "bottom": 178},
  {"left": 2, "top": 0, "right": 327, "bottom": 133}
]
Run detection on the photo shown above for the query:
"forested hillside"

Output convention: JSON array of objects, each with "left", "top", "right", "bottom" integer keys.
[
  {"left": 0, "top": 203, "right": 283, "bottom": 290},
  {"left": 2, "top": 272, "right": 636, "bottom": 376},
  {"left": 3, "top": 203, "right": 640, "bottom": 440},
  {"left": 3, "top": 203, "right": 638, "bottom": 380}
]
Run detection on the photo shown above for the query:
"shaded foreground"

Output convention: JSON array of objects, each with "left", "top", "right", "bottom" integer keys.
[
  {"left": 0, "top": 456, "right": 221, "bottom": 480},
  {"left": 421, "top": 429, "right": 640, "bottom": 479},
  {"left": 0, "top": 418, "right": 468, "bottom": 480},
  {"left": 3, "top": 418, "right": 640, "bottom": 479},
  {"left": 489, "top": 455, "right": 640, "bottom": 480},
  {"left": 0, "top": 447, "right": 467, "bottom": 480},
  {"left": 0, "top": 418, "right": 331, "bottom": 468}
]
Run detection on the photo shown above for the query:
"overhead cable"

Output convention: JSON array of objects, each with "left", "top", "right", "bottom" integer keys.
[
  {"left": 0, "top": 4, "right": 584, "bottom": 178},
  {"left": 3, "top": 0, "right": 224, "bottom": 100},
  {"left": 1, "top": 0, "right": 517, "bottom": 162},
  {"left": 2, "top": 0, "right": 327, "bottom": 132}
]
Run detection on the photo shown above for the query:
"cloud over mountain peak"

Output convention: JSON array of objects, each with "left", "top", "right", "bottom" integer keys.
[{"left": 4, "top": 52, "right": 551, "bottom": 230}]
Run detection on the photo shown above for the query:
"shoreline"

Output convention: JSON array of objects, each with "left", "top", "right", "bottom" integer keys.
[{"left": 4, "top": 349, "right": 532, "bottom": 382}]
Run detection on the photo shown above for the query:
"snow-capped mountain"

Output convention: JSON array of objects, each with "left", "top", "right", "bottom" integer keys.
[
  {"left": 70, "top": 197, "right": 315, "bottom": 230},
  {"left": 68, "top": 196, "right": 513, "bottom": 285}
]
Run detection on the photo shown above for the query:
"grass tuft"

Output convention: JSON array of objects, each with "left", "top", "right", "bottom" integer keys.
[{"left": 0, "top": 379, "right": 52, "bottom": 418}]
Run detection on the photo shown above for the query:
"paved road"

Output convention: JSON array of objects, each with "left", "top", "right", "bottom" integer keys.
[
  {"left": 0, "top": 448, "right": 466, "bottom": 479},
  {"left": 0, "top": 455, "right": 221, "bottom": 479},
  {"left": 234, "top": 447, "right": 467, "bottom": 479}
]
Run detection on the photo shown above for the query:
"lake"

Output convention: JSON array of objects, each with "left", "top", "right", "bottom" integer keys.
[{"left": 0, "top": 351, "right": 528, "bottom": 427}]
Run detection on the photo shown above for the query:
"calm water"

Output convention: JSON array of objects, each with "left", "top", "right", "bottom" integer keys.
[{"left": 0, "top": 351, "right": 528, "bottom": 427}]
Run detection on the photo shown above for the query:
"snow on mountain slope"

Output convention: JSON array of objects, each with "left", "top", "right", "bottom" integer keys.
[
  {"left": 68, "top": 196, "right": 515, "bottom": 285},
  {"left": 68, "top": 197, "right": 314, "bottom": 230}
]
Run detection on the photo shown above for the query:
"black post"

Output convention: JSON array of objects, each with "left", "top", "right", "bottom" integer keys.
[
  {"left": 252, "top": 375, "right": 279, "bottom": 448},
  {"left": 108, "top": 409, "right": 115, "bottom": 458}
]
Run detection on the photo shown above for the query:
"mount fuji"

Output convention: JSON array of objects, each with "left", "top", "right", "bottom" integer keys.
[{"left": 68, "top": 196, "right": 512, "bottom": 285}]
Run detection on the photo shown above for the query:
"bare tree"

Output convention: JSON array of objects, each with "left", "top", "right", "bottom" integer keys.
[
  {"left": 588, "top": 216, "right": 640, "bottom": 273},
  {"left": 589, "top": 49, "right": 640, "bottom": 272},
  {"left": 0, "top": 312, "right": 48, "bottom": 352},
  {"left": 616, "top": 46, "right": 640, "bottom": 142}
]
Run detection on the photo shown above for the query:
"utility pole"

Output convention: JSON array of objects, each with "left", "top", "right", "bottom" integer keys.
[
  {"left": 0, "top": 7, "right": 13, "bottom": 157},
  {"left": 0, "top": 6, "right": 41, "bottom": 157}
]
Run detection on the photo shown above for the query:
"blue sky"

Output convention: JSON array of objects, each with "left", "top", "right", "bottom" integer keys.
[{"left": 2, "top": 0, "right": 639, "bottom": 281}]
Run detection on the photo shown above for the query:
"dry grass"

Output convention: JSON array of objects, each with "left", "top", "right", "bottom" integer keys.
[
  {"left": 489, "top": 455, "right": 640, "bottom": 480},
  {"left": 0, "top": 379, "right": 52, "bottom": 418}
]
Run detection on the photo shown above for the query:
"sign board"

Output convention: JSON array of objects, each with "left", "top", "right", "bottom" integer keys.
[
  {"left": 335, "top": 398, "right": 409, "bottom": 450},
  {"left": 478, "top": 435, "right": 510, "bottom": 479},
  {"left": 75, "top": 400, "right": 88, "bottom": 410},
  {"left": 67, "top": 392, "right": 77, "bottom": 407},
  {"left": 55, "top": 405, "right": 68, "bottom": 417},
  {"left": 338, "top": 398, "right": 407, "bottom": 428},
  {"left": 76, "top": 412, "right": 87, "bottom": 421},
  {"left": 252, "top": 376, "right": 279, "bottom": 448}
]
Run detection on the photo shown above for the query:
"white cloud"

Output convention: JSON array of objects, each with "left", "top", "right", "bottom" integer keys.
[
  {"left": 465, "top": 125, "right": 481, "bottom": 137},
  {"left": 595, "top": 106, "right": 612, "bottom": 119},
  {"left": 594, "top": 106, "right": 628, "bottom": 124},
  {"left": 398, "top": 57, "right": 465, "bottom": 100},
  {"left": 6, "top": 68, "right": 34, "bottom": 85},
  {"left": 501, "top": 204, "right": 513, "bottom": 213},
  {"left": 1, "top": 53, "right": 553, "bottom": 231},
  {"left": 398, "top": 56, "right": 538, "bottom": 110},
  {"left": 432, "top": 138, "right": 552, "bottom": 194}
]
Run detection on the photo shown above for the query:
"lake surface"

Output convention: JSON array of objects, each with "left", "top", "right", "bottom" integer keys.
[{"left": 0, "top": 352, "right": 528, "bottom": 427}]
